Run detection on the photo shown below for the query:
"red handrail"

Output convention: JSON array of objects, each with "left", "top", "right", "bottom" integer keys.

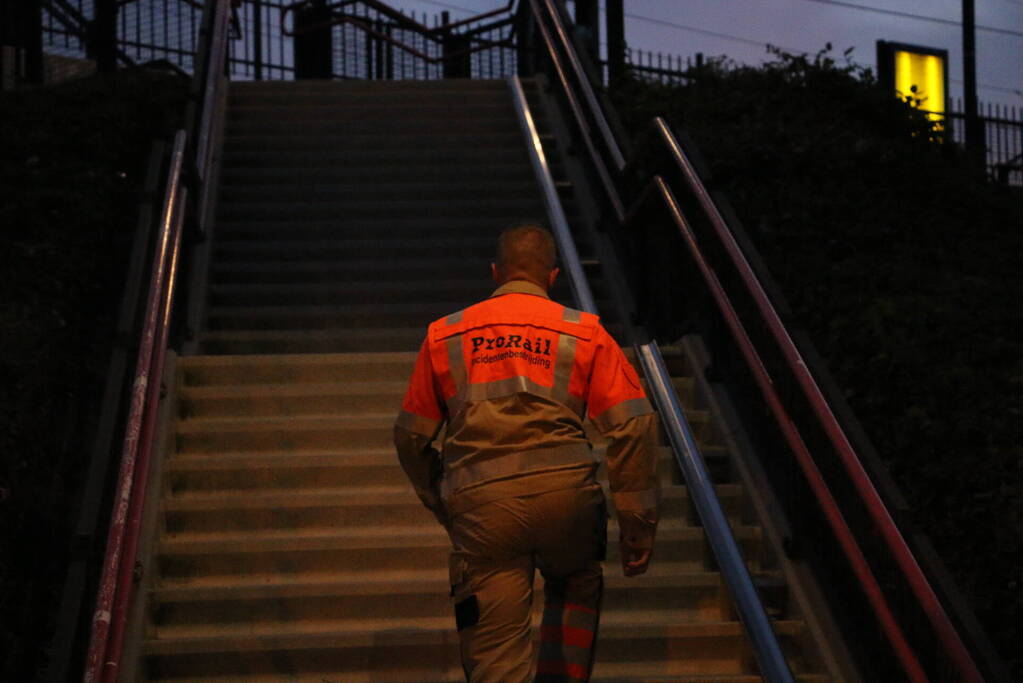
[
  {"left": 83, "top": 130, "right": 188, "bottom": 683},
  {"left": 650, "top": 118, "right": 984, "bottom": 682},
  {"left": 644, "top": 176, "right": 926, "bottom": 681},
  {"left": 527, "top": 0, "right": 984, "bottom": 674}
]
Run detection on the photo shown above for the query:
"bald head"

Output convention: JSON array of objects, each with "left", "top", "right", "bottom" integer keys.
[{"left": 492, "top": 224, "right": 559, "bottom": 290}]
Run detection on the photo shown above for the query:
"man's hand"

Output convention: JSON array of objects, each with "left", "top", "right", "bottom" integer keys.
[{"left": 618, "top": 508, "right": 657, "bottom": 577}]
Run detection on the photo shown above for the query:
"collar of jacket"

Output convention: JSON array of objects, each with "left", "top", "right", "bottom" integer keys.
[{"left": 490, "top": 279, "right": 551, "bottom": 300}]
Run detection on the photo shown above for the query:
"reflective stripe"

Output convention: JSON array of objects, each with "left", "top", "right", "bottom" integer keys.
[
  {"left": 394, "top": 409, "right": 442, "bottom": 438},
  {"left": 591, "top": 397, "right": 654, "bottom": 433},
  {"left": 441, "top": 443, "right": 595, "bottom": 496},
  {"left": 562, "top": 307, "right": 582, "bottom": 323},
  {"left": 446, "top": 310, "right": 463, "bottom": 325},
  {"left": 459, "top": 375, "right": 584, "bottom": 416},
  {"left": 612, "top": 488, "right": 660, "bottom": 513},
  {"left": 446, "top": 334, "right": 466, "bottom": 413},
  {"left": 551, "top": 333, "right": 577, "bottom": 405}
]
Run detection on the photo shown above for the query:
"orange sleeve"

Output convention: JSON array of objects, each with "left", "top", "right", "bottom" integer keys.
[
  {"left": 395, "top": 337, "right": 445, "bottom": 437},
  {"left": 586, "top": 326, "right": 653, "bottom": 434},
  {"left": 394, "top": 337, "right": 448, "bottom": 528}
]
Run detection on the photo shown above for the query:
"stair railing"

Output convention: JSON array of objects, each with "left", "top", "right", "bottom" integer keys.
[
  {"left": 523, "top": 0, "right": 985, "bottom": 680},
  {"left": 514, "top": 7, "right": 796, "bottom": 680},
  {"left": 81, "top": 130, "right": 188, "bottom": 683},
  {"left": 281, "top": 0, "right": 518, "bottom": 76},
  {"left": 82, "top": 2, "right": 233, "bottom": 681}
]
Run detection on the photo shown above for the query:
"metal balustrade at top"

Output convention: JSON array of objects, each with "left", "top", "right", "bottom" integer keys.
[{"left": 30, "top": 0, "right": 525, "bottom": 83}]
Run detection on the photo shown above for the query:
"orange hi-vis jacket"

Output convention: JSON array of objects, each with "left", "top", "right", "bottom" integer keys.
[{"left": 394, "top": 280, "right": 660, "bottom": 520}]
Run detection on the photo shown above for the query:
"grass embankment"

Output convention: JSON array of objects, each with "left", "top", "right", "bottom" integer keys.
[
  {"left": 612, "top": 48, "right": 1023, "bottom": 677},
  {"left": 0, "top": 68, "right": 188, "bottom": 679}
]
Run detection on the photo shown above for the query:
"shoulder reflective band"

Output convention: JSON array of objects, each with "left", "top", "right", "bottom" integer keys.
[
  {"left": 440, "top": 443, "right": 596, "bottom": 496},
  {"left": 446, "top": 334, "right": 467, "bottom": 413}
]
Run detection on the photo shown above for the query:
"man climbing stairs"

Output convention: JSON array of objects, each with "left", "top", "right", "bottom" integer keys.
[{"left": 123, "top": 79, "right": 838, "bottom": 681}]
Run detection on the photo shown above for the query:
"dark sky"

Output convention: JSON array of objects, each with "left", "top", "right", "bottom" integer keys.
[{"left": 400, "top": 0, "right": 1023, "bottom": 104}]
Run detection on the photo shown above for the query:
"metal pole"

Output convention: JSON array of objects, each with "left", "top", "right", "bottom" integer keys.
[
  {"left": 253, "top": 0, "right": 263, "bottom": 80},
  {"left": 605, "top": 0, "right": 624, "bottom": 85},
  {"left": 963, "top": 0, "right": 984, "bottom": 166}
]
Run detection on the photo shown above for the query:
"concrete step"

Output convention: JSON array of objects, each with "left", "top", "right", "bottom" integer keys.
[
  {"left": 163, "top": 442, "right": 733, "bottom": 498},
  {"left": 218, "top": 163, "right": 539, "bottom": 187},
  {"left": 156, "top": 523, "right": 764, "bottom": 580},
  {"left": 216, "top": 197, "right": 544, "bottom": 221},
  {"left": 217, "top": 179, "right": 541, "bottom": 204},
  {"left": 179, "top": 353, "right": 417, "bottom": 386},
  {"left": 207, "top": 281, "right": 569, "bottom": 307},
  {"left": 196, "top": 328, "right": 425, "bottom": 354},
  {"left": 141, "top": 618, "right": 816, "bottom": 681},
  {"left": 225, "top": 114, "right": 523, "bottom": 136},
  {"left": 211, "top": 216, "right": 536, "bottom": 240},
  {"left": 149, "top": 570, "right": 750, "bottom": 634},
  {"left": 222, "top": 131, "right": 528, "bottom": 152},
  {"left": 174, "top": 408, "right": 717, "bottom": 455},
  {"left": 211, "top": 237, "right": 496, "bottom": 262},
  {"left": 178, "top": 375, "right": 686, "bottom": 419},
  {"left": 161, "top": 484, "right": 747, "bottom": 535},
  {"left": 220, "top": 145, "right": 531, "bottom": 168},
  {"left": 203, "top": 302, "right": 486, "bottom": 331},
  {"left": 208, "top": 258, "right": 494, "bottom": 285},
  {"left": 228, "top": 87, "right": 517, "bottom": 108},
  {"left": 165, "top": 450, "right": 413, "bottom": 494},
  {"left": 178, "top": 380, "right": 407, "bottom": 418}
]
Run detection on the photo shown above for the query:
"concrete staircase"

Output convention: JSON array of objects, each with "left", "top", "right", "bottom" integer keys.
[{"left": 128, "top": 79, "right": 835, "bottom": 681}]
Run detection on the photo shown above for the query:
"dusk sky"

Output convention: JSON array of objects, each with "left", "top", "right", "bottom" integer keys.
[{"left": 398, "top": 0, "right": 1023, "bottom": 105}]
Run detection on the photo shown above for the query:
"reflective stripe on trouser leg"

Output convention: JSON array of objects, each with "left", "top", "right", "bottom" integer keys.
[{"left": 535, "top": 567, "right": 603, "bottom": 682}]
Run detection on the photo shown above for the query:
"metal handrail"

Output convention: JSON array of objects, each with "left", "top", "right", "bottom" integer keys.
[
  {"left": 526, "top": 0, "right": 984, "bottom": 678},
  {"left": 518, "top": 9, "right": 795, "bottom": 680},
  {"left": 191, "top": 0, "right": 231, "bottom": 237},
  {"left": 526, "top": 0, "right": 622, "bottom": 221},
  {"left": 507, "top": 75, "right": 595, "bottom": 314},
  {"left": 82, "top": 130, "right": 188, "bottom": 683},
  {"left": 634, "top": 342, "right": 793, "bottom": 683},
  {"left": 646, "top": 117, "right": 984, "bottom": 682},
  {"left": 84, "top": 1, "right": 233, "bottom": 679}
]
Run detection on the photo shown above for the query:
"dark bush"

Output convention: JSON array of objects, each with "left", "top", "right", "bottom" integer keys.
[{"left": 0, "top": 67, "right": 188, "bottom": 679}]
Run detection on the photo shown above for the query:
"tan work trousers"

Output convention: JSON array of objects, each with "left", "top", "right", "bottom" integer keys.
[{"left": 448, "top": 485, "right": 607, "bottom": 683}]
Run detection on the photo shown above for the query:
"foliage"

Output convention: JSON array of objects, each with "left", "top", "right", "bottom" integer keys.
[
  {"left": 612, "top": 46, "right": 1023, "bottom": 677},
  {"left": 0, "top": 67, "right": 188, "bottom": 679}
]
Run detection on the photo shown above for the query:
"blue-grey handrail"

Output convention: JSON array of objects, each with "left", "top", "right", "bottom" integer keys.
[
  {"left": 525, "top": 2, "right": 796, "bottom": 680},
  {"left": 507, "top": 75, "right": 597, "bottom": 314},
  {"left": 191, "top": 0, "right": 231, "bottom": 236}
]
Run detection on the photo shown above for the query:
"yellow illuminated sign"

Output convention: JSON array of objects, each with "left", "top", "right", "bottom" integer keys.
[{"left": 893, "top": 49, "right": 945, "bottom": 120}]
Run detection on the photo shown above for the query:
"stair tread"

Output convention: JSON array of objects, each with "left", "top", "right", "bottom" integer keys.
[
  {"left": 152, "top": 567, "right": 735, "bottom": 602},
  {"left": 143, "top": 617, "right": 807, "bottom": 653},
  {"left": 158, "top": 522, "right": 759, "bottom": 554},
  {"left": 164, "top": 482, "right": 741, "bottom": 508}
]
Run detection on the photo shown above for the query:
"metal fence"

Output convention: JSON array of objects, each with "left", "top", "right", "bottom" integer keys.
[{"left": 39, "top": 0, "right": 518, "bottom": 82}]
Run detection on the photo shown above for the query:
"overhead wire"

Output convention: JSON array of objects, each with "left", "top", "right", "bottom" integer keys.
[
  {"left": 624, "top": 12, "right": 806, "bottom": 54},
  {"left": 797, "top": 0, "right": 1023, "bottom": 37}
]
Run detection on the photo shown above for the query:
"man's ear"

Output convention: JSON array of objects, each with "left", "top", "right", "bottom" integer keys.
[
  {"left": 547, "top": 267, "right": 560, "bottom": 291},
  {"left": 491, "top": 262, "right": 500, "bottom": 283}
]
